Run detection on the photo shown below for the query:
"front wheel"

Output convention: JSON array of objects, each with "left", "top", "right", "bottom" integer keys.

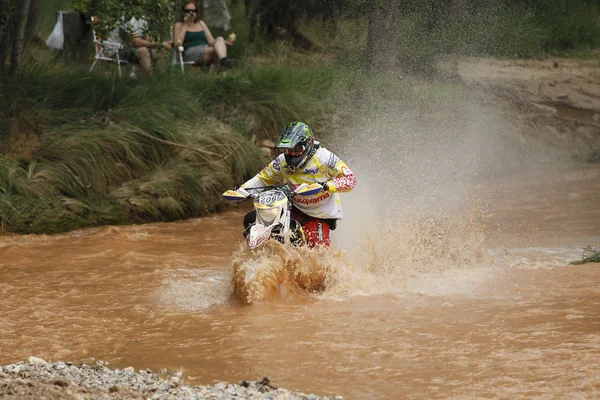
[
  {"left": 270, "top": 220, "right": 306, "bottom": 247},
  {"left": 289, "top": 220, "right": 306, "bottom": 247}
]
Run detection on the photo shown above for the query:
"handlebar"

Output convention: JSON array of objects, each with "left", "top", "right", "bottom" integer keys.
[{"left": 224, "top": 183, "right": 323, "bottom": 203}]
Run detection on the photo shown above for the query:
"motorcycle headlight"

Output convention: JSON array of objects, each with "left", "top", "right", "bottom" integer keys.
[{"left": 256, "top": 207, "right": 279, "bottom": 225}]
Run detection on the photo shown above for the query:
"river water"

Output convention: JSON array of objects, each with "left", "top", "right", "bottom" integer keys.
[{"left": 1, "top": 165, "right": 599, "bottom": 399}]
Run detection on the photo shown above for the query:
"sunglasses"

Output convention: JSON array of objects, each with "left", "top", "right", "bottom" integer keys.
[{"left": 185, "top": 9, "right": 197, "bottom": 13}]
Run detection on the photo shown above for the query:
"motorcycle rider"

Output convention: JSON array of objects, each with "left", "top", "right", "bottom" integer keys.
[{"left": 235, "top": 122, "right": 356, "bottom": 247}]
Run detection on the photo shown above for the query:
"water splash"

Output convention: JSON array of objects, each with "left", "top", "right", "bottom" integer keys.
[
  {"left": 231, "top": 242, "right": 340, "bottom": 304},
  {"left": 229, "top": 204, "right": 493, "bottom": 304}
]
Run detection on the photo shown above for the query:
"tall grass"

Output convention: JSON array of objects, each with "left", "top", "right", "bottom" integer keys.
[{"left": 0, "top": 55, "right": 339, "bottom": 234}]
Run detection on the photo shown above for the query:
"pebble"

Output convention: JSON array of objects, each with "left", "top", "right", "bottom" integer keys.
[
  {"left": 27, "top": 356, "right": 49, "bottom": 366},
  {"left": 0, "top": 359, "right": 337, "bottom": 400}
]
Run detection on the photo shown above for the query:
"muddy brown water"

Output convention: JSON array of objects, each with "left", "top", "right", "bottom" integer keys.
[{"left": 1, "top": 166, "right": 599, "bottom": 399}]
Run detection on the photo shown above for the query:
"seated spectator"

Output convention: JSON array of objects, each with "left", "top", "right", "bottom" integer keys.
[
  {"left": 173, "top": 1, "right": 235, "bottom": 70},
  {"left": 108, "top": 16, "right": 171, "bottom": 74}
]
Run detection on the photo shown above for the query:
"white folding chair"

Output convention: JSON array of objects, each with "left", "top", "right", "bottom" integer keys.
[
  {"left": 170, "top": 26, "right": 194, "bottom": 75},
  {"left": 89, "top": 16, "right": 129, "bottom": 78}
]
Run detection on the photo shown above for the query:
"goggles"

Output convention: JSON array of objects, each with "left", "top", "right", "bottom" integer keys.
[{"left": 279, "top": 145, "right": 305, "bottom": 157}]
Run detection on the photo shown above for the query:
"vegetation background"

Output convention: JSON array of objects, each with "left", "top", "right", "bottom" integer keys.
[{"left": 0, "top": 0, "right": 598, "bottom": 234}]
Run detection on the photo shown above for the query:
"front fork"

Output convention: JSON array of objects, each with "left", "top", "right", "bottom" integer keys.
[{"left": 272, "top": 207, "right": 305, "bottom": 246}]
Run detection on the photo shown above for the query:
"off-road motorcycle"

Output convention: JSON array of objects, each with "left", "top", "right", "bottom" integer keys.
[{"left": 222, "top": 183, "right": 323, "bottom": 249}]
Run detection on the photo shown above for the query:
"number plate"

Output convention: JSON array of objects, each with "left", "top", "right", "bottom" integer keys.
[{"left": 255, "top": 190, "right": 286, "bottom": 207}]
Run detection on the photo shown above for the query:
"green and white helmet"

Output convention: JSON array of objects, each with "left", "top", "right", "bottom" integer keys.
[{"left": 276, "top": 122, "right": 315, "bottom": 169}]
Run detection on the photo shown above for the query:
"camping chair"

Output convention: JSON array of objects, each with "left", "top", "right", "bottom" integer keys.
[
  {"left": 170, "top": 26, "right": 194, "bottom": 75},
  {"left": 89, "top": 16, "right": 129, "bottom": 78}
]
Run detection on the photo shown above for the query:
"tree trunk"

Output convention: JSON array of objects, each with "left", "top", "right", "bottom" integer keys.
[
  {"left": 24, "top": 0, "right": 39, "bottom": 47},
  {"left": 367, "top": 0, "right": 399, "bottom": 73},
  {"left": 203, "top": 0, "right": 231, "bottom": 30},
  {"left": 62, "top": 11, "right": 86, "bottom": 54},
  {"left": 0, "top": 0, "right": 14, "bottom": 74},
  {"left": 0, "top": 0, "right": 11, "bottom": 44},
  {"left": 248, "top": 0, "right": 259, "bottom": 43},
  {"left": 9, "top": 0, "right": 31, "bottom": 77}
]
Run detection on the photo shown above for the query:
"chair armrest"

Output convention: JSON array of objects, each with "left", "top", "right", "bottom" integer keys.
[{"left": 98, "top": 41, "right": 124, "bottom": 49}]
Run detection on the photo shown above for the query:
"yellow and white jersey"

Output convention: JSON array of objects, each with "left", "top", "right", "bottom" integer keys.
[{"left": 241, "top": 146, "right": 356, "bottom": 219}]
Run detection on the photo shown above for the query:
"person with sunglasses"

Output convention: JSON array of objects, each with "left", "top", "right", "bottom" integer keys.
[
  {"left": 173, "top": 1, "right": 235, "bottom": 70},
  {"left": 235, "top": 122, "right": 357, "bottom": 247}
]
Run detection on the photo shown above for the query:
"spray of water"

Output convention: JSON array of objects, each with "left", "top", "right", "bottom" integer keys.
[
  {"left": 231, "top": 241, "right": 345, "bottom": 303},
  {"left": 229, "top": 74, "right": 580, "bottom": 304}
]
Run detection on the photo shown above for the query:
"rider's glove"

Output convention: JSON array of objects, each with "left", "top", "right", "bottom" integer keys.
[
  {"left": 236, "top": 187, "right": 250, "bottom": 198},
  {"left": 320, "top": 181, "right": 331, "bottom": 192}
]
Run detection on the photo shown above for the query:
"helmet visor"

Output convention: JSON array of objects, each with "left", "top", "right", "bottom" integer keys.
[{"left": 279, "top": 145, "right": 305, "bottom": 157}]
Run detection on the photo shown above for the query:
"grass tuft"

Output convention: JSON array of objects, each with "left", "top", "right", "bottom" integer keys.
[{"left": 570, "top": 246, "right": 600, "bottom": 265}]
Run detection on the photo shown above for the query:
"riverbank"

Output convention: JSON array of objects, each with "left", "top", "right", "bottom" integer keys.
[
  {"left": 0, "top": 63, "right": 341, "bottom": 234},
  {"left": 0, "top": 358, "right": 340, "bottom": 400}
]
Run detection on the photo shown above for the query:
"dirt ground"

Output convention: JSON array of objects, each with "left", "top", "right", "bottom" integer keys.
[
  {"left": 456, "top": 56, "right": 600, "bottom": 112},
  {"left": 447, "top": 56, "right": 600, "bottom": 161}
]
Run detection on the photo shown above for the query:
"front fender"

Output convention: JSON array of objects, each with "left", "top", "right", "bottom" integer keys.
[{"left": 247, "top": 224, "right": 273, "bottom": 249}]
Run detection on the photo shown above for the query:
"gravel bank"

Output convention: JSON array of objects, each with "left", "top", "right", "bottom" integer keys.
[{"left": 0, "top": 357, "right": 340, "bottom": 400}]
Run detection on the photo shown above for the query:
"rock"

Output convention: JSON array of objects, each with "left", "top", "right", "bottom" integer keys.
[
  {"left": 53, "top": 379, "right": 69, "bottom": 388},
  {"left": 236, "top": 386, "right": 248, "bottom": 396},
  {"left": 28, "top": 357, "right": 49, "bottom": 366},
  {"left": 123, "top": 367, "right": 135, "bottom": 374},
  {"left": 214, "top": 381, "right": 226, "bottom": 390},
  {"left": 109, "top": 385, "right": 118, "bottom": 393}
]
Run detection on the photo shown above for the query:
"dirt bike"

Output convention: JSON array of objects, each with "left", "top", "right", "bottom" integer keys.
[{"left": 222, "top": 183, "right": 323, "bottom": 250}]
